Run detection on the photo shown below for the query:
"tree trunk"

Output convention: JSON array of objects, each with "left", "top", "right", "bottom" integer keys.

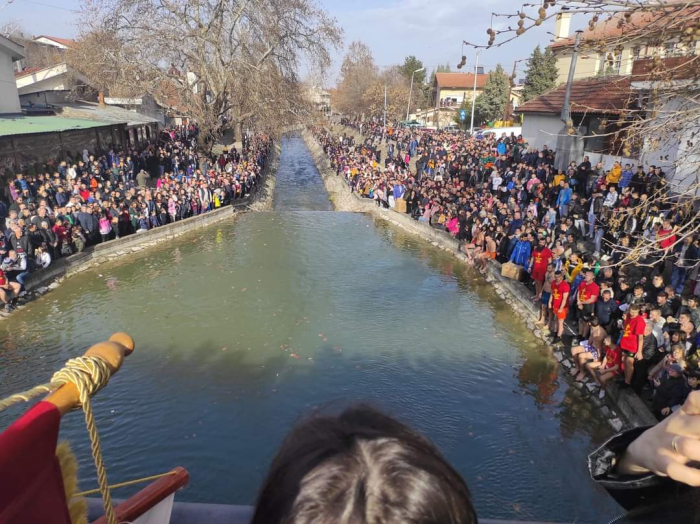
[{"left": 237, "top": 120, "right": 244, "bottom": 144}]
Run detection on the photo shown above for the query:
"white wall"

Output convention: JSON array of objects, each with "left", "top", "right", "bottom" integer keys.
[
  {"left": 582, "top": 151, "right": 639, "bottom": 171},
  {"left": 638, "top": 95, "right": 700, "bottom": 196},
  {"left": 0, "top": 53, "right": 21, "bottom": 114},
  {"left": 520, "top": 113, "right": 563, "bottom": 150},
  {"left": 17, "top": 73, "right": 69, "bottom": 95}
]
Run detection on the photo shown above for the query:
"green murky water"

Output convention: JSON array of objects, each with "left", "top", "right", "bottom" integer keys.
[{"left": 0, "top": 136, "right": 618, "bottom": 522}]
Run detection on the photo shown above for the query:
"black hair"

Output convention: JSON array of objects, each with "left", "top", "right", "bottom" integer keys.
[{"left": 252, "top": 404, "right": 477, "bottom": 524}]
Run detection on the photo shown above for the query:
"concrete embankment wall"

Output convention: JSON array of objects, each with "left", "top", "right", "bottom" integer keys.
[
  {"left": 302, "top": 128, "right": 658, "bottom": 431},
  {"left": 9, "top": 141, "right": 281, "bottom": 310}
]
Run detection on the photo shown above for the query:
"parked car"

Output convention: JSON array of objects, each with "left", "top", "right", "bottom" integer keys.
[
  {"left": 401, "top": 120, "right": 422, "bottom": 128},
  {"left": 480, "top": 126, "right": 522, "bottom": 139},
  {"left": 442, "top": 124, "right": 461, "bottom": 133}
]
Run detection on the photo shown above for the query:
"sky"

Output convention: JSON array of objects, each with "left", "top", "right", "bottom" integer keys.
[{"left": 0, "top": 0, "right": 586, "bottom": 85}]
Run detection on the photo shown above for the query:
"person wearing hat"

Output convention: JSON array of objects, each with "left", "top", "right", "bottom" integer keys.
[{"left": 652, "top": 363, "right": 689, "bottom": 419}]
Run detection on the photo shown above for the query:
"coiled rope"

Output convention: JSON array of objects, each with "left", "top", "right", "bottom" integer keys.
[{"left": 0, "top": 356, "right": 117, "bottom": 524}]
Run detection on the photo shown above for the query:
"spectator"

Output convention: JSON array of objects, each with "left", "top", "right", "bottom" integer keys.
[
  {"left": 0, "top": 268, "right": 21, "bottom": 311},
  {"left": 549, "top": 270, "right": 570, "bottom": 343},
  {"left": 651, "top": 363, "right": 687, "bottom": 419},
  {"left": 619, "top": 304, "right": 646, "bottom": 389}
]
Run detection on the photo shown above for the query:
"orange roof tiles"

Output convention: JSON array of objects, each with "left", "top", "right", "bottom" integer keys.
[
  {"left": 514, "top": 76, "right": 632, "bottom": 115},
  {"left": 435, "top": 72, "right": 489, "bottom": 90},
  {"left": 551, "top": 7, "right": 700, "bottom": 50}
]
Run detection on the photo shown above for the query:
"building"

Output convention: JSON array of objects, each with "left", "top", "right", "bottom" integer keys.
[
  {"left": 630, "top": 56, "right": 699, "bottom": 194},
  {"left": 104, "top": 96, "right": 166, "bottom": 126},
  {"left": 0, "top": 115, "right": 128, "bottom": 178},
  {"left": 550, "top": 9, "right": 700, "bottom": 84},
  {"left": 15, "top": 62, "right": 91, "bottom": 106},
  {"left": 11, "top": 35, "right": 73, "bottom": 74},
  {"left": 305, "top": 85, "right": 331, "bottom": 114},
  {"left": 514, "top": 75, "right": 635, "bottom": 168},
  {"left": 56, "top": 101, "right": 161, "bottom": 148},
  {"left": 0, "top": 36, "right": 25, "bottom": 115},
  {"left": 432, "top": 71, "right": 488, "bottom": 107}
]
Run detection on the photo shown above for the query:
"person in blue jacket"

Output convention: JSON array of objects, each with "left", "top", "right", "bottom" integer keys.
[
  {"left": 556, "top": 180, "right": 572, "bottom": 218},
  {"left": 509, "top": 234, "right": 531, "bottom": 267}
]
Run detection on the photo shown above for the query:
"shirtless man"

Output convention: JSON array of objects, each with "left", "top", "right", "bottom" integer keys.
[{"left": 0, "top": 269, "right": 21, "bottom": 312}]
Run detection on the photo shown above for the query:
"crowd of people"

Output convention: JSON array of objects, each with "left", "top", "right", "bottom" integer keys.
[
  {"left": 314, "top": 119, "right": 700, "bottom": 419},
  {"left": 0, "top": 124, "right": 272, "bottom": 312}
]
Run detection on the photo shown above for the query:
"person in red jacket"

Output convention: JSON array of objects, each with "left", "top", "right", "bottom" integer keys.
[
  {"left": 619, "top": 303, "right": 646, "bottom": 388},
  {"left": 548, "top": 270, "right": 570, "bottom": 343}
]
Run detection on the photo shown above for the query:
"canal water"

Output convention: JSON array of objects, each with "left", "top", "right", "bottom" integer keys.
[{"left": 0, "top": 135, "right": 619, "bottom": 522}]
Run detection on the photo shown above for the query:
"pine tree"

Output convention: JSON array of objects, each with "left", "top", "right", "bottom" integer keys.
[
  {"left": 475, "top": 64, "right": 509, "bottom": 124},
  {"left": 522, "top": 45, "right": 559, "bottom": 102}
]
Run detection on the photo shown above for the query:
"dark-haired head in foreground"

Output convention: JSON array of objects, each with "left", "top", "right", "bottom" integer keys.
[{"left": 252, "top": 405, "right": 477, "bottom": 524}]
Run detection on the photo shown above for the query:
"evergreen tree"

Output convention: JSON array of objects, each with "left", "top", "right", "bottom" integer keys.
[
  {"left": 522, "top": 45, "right": 558, "bottom": 102},
  {"left": 399, "top": 55, "right": 426, "bottom": 85},
  {"left": 429, "top": 63, "right": 452, "bottom": 86},
  {"left": 475, "top": 64, "right": 509, "bottom": 124}
]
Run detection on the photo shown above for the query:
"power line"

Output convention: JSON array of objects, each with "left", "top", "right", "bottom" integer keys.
[{"left": 20, "top": 0, "right": 78, "bottom": 12}]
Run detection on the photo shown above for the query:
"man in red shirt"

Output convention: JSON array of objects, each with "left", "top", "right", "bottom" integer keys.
[
  {"left": 577, "top": 267, "right": 600, "bottom": 338},
  {"left": 657, "top": 218, "right": 677, "bottom": 252},
  {"left": 548, "top": 270, "right": 570, "bottom": 343},
  {"left": 529, "top": 237, "right": 552, "bottom": 301},
  {"left": 619, "top": 303, "right": 646, "bottom": 387}
]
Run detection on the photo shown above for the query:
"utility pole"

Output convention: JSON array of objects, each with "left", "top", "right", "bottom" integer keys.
[
  {"left": 434, "top": 74, "right": 440, "bottom": 130},
  {"left": 555, "top": 29, "right": 583, "bottom": 172},
  {"left": 503, "top": 59, "right": 522, "bottom": 124},
  {"left": 406, "top": 67, "right": 425, "bottom": 121},
  {"left": 561, "top": 30, "right": 583, "bottom": 127},
  {"left": 383, "top": 83, "right": 387, "bottom": 131},
  {"left": 469, "top": 51, "right": 480, "bottom": 134}
]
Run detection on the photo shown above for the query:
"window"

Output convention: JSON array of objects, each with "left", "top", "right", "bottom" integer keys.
[
  {"left": 632, "top": 46, "right": 642, "bottom": 61},
  {"left": 664, "top": 42, "right": 680, "bottom": 57},
  {"left": 613, "top": 52, "right": 622, "bottom": 73}
]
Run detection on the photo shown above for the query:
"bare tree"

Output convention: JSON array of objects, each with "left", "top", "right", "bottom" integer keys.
[
  {"left": 462, "top": 1, "right": 700, "bottom": 269},
  {"left": 335, "top": 41, "right": 379, "bottom": 117},
  {"left": 362, "top": 67, "right": 411, "bottom": 121},
  {"left": 69, "top": 0, "right": 342, "bottom": 147}
]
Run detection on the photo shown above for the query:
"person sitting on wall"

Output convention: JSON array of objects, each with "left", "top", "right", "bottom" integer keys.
[{"left": 0, "top": 269, "right": 21, "bottom": 312}]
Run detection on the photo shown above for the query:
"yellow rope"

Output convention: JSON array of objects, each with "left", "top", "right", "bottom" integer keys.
[
  {"left": 74, "top": 470, "right": 177, "bottom": 498},
  {"left": 0, "top": 357, "right": 117, "bottom": 524}
]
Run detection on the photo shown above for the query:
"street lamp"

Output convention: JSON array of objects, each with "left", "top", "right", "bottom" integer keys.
[
  {"left": 469, "top": 51, "right": 480, "bottom": 134},
  {"left": 406, "top": 67, "right": 425, "bottom": 121}
]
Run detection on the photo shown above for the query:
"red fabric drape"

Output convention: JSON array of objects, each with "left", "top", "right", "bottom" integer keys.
[{"left": 0, "top": 401, "right": 72, "bottom": 524}]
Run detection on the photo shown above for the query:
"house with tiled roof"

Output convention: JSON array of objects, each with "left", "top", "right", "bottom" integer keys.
[
  {"left": 514, "top": 75, "right": 636, "bottom": 167},
  {"left": 432, "top": 72, "right": 488, "bottom": 108},
  {"left": 549, "top": 8, "right": 700, "bottom": 84},
  {"left": 33, "top": 36, "right": 76, "bottom": 49}
]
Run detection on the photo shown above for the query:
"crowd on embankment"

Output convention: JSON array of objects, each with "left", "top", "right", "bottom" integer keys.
[
  {"left": 0, "top": 124, "right": 272, "bottom": 312},
  {"left": 312, "top": 119, "right": 700, "bottom": 421}
]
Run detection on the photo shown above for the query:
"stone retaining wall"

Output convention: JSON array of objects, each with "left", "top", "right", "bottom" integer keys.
[
  {"left": 302, "top": 128, "right": 658, "bottom": 431},
  {"left": 2, "top": 141, "right": 282, "bottom": 318}
]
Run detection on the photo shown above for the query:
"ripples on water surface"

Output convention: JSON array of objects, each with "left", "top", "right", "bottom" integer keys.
[{"left": 0, "top": 136, "right": 618, "bottom": 522}]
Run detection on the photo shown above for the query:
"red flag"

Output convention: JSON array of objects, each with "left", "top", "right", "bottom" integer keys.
[{"left": 0, "top": 401, "right": 72, "bottom": 524}]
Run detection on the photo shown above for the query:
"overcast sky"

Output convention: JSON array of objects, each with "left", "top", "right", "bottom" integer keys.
[{"left": 2, "top": 0, "right": 585, "bottom": 85}]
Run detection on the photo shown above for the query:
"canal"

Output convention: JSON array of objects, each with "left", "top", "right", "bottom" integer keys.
[{"left": 0, "top": 135, "right": 619, "bottom": 522}]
